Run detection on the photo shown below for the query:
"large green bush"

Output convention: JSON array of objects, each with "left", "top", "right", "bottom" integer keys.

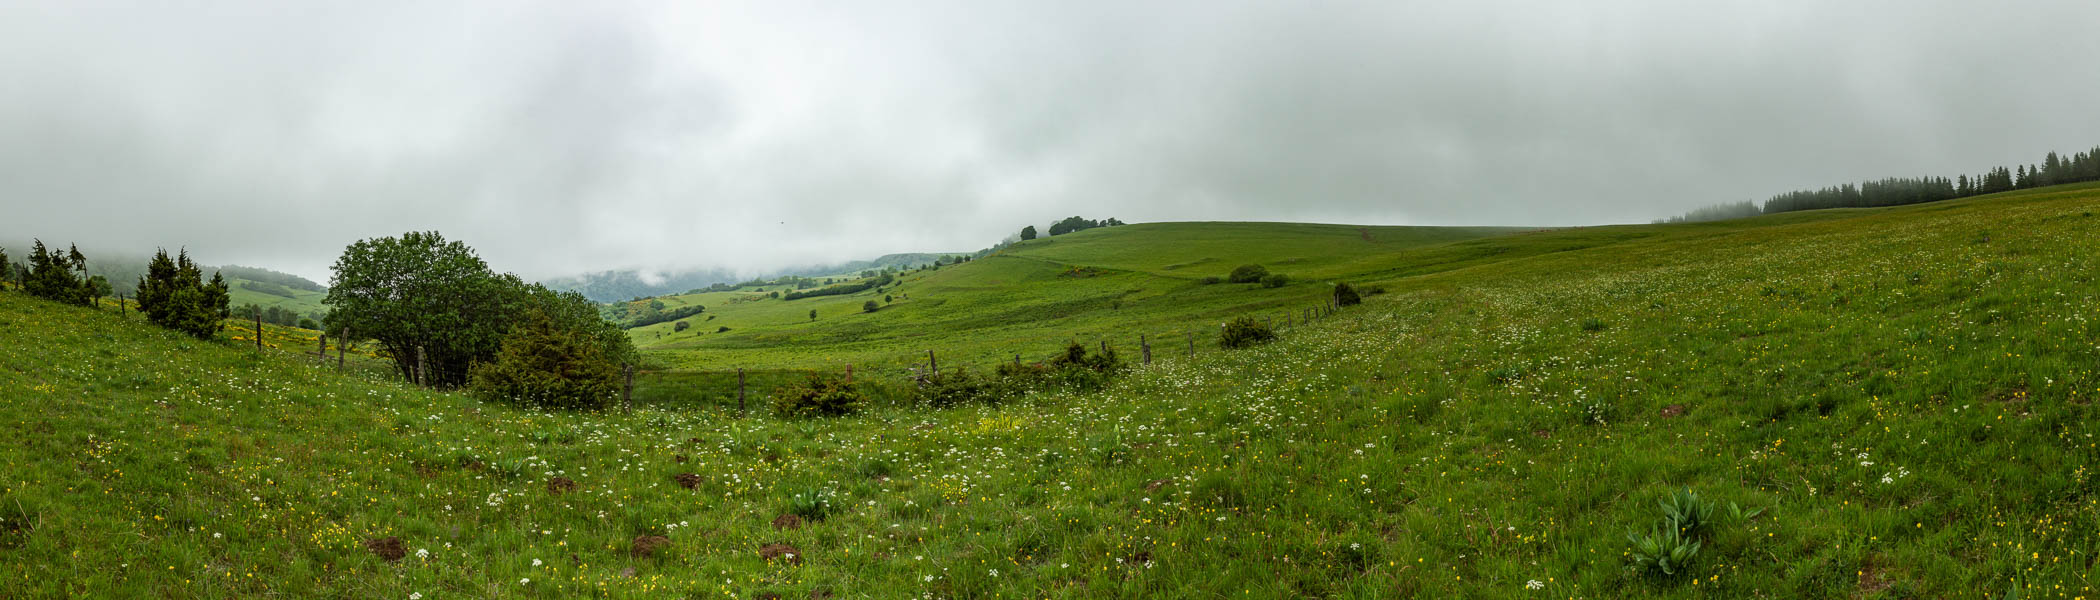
[
  {"left": 1227, "top": 264, "right": 1268, "bottom": 283},
  {"left": 468, "top": 308, "right": 622, "bottom": 411},
  {"left": 1260, "top": 273, "right": 1290, "bottom": 288},
  {"left": 1334, "top": 282, "right": 1362, "bottom": 307},
  {"left": 1219, "top": 316, "right": 1276, "bottom": 349},
  {"left": 773, "top": 375, "right": 867, "bottom": 418}
]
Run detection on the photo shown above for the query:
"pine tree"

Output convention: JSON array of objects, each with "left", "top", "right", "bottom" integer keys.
[
  {"left": 25, "top": 239, "right": 90, "bottom": 306},
  {"left": 135, "top": 248, "right": 231, "bottom": 339}
]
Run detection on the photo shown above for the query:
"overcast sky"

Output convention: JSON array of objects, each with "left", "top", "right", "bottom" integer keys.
[{"left": 5, "top": 1, "right": 2098, "bottom": 283}]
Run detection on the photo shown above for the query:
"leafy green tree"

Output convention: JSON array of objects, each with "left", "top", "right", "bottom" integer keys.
[
  {"left": 863, "top": 300, "right": 879, "bottom": 313},
  {"left": 0, "top": 248, "right": 9, "bottom": 291},
  {"left": 809, "top": 308, "right": 818, "bottom": 321},
  {"left": 1019, "top": 226, "right": 1037, "bottom": 240},
  {"left": 326, "top": 231, "right": 633, "bottom": 391},
  {"left": 135, "top": 248, "right": 231, "bottom": 339},
  {"left": 324, "top": 231, "right": 520, "bottom": 387}
]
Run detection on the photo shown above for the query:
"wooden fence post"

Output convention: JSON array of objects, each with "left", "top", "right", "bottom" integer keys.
[
  {"left": 846, "top": 363, "right": 853, "bottom": 382},
  {"left": 1014, "top": 354, "right": 1021, "bottom": 367},
  {"left": 1099, "top": 340, "right": 1108, "bottom": 356},
  {"left": 1188, "top": 333, "right": 1195, "bottom": 357},
  {"left": 338, "top": 326, "right": 349, "bottom": 372},
  {"left": 318, "top": 332, "right": 327, "bottom": 362},
  {"left": 1140, "top": 334, "right": 1151, "bottom": 364},
  {"left": 622, "top": 364, "right": 634, "bottom": 415},
  {"left": 737, "top": 367, "right": 747, "bottom": 412},
  {"left": 928, "top": 350, "right": 939, "bottom": 378},
  {"left": 254, "top": 312, "right": 264, "bottom": 353}
]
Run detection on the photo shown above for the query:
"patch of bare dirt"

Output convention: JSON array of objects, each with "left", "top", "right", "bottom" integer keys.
[
  {"left": 364, "top": 536, "right": 405, "bottom": 562},
  {"left": 631, "top": 535, "right": 670, "bottom": 558},
  {"left": 760, "top": 543, "right": 803, "bottom": 565}
]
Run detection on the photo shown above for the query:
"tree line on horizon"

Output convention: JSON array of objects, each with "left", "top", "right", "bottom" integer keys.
[
  {"left": 1018, "top": 215, "right": 1125, "bottom": 241},
  {"left": 1665, "top": 144, "right": 2100, "bottom": 223}
]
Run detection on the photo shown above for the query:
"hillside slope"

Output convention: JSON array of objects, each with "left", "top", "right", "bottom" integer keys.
[
  {"left": 631, "top": 222, "right": 1520, "bottom": 372},
  {"left": 4, "top": 183, "right": 2100, "bottom": 598}
]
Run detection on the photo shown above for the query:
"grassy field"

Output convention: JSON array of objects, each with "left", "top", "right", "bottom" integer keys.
[
  {"left": 5, "top": 182, "right": 2100, "bottom": 598},
  {"left": 629, "top": 223, "right": 1522, "bottom": 375},
  {"left": 223, "top": 276, "right": 331, "bottom": 318}
]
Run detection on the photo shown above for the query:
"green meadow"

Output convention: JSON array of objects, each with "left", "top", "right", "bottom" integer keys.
[{"left": 5, "top": 182, "right": 2100, "bottom": 598}]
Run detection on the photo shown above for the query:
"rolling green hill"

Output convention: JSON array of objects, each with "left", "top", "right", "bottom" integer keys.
[
  {"left": 629, "top": 222, "right": 1523, "bottom": 373},
  {"left": 6, "top": 182, "right": 2100, "bottom": 597},
  {"left": 224, "top": 277, "right": 330, "bottom": 319}
]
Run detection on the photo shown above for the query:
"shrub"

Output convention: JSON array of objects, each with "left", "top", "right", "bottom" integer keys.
[
  {"left": 918, "top": 367, "right": 997, "bottom": 408},
  {"left": 1580, "top": 318, "right": 1608, "bottom": 332},
  {"left": 1365, "top": 285, "right": 1388, "bottom": 295},
  {"left": 1260, "top": 273, "right": 1289, "bottom": 288},
  {"left": 1219, "top": 316, "right": 1276, "bottom": 349},
  {"left": 1227, "top": 264, "right": 1268, "bottom": 283},
  {"left": 1334, "top": 282, "right": 1362, "bottom": 306},
  {"left": 469, "top": 308, "right": 622, "bottom": 411},
  {"left": 673, "top": 320, "right": 690, "bottom": 332},
  {"left": 1200, "top": 276, "right": 1222, "bottom": 285},
  {"left": 772, "top": 374, "right": 866, "bottom": 418},
  {"left": 715, "top": 326, "right": 730, "bottom": 333},
  {"left": 863, "top": 300, "right": 879, "bottom": 313}
]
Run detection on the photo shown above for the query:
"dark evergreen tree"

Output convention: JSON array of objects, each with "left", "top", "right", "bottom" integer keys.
[
  {"left": 25, "top": 240, "right": 91, "bottom": 306},
  {"left": 135, "top": 248, "right": 231, "bottom": 339},
  {"left": 1019, "top": 225, "right": 1037, "bottom": 240}
]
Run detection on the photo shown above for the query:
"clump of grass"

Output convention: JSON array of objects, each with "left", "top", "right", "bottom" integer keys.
[
  {"left": 1625, "top": 487, "right": 1764, "bottom": 580},
  {"left": 785, "top": 487, "right": 836, "bottom": 521},
  {"left": 1626, "top": 522, "right": 1701, "bottom": 577},
  {"left": 1580, "top": 318, "right": 1607, "bottom": 332}
]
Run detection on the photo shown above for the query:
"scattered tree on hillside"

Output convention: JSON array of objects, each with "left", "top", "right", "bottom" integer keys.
[
  {"left": 673, "top": 320, "right": 690, "bottom": 332},
  {"left": 809, "top": 308, "right": 818, "bottom": 321},
  {"left": 0, "top": 248, "right": 9, "bottom": 291},
  {"left": 135, "top": 248, "right": 231, "bottom": 339},
  {"left": 326, "top": 231, "right": 632, "bottom": 390},
  {"left": 1019, "top": 226, "right": 1037, "bottom": 240},
  {"left": 24, "top": 240, "right": 93, "bottom": 306},
  {"left": 863, "top": 300, "right": 879, "bottom": 313}
]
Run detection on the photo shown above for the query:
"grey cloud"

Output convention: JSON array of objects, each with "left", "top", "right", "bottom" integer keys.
[{"left": 4, "top": 1, "right": 2098, "bottom": 283}]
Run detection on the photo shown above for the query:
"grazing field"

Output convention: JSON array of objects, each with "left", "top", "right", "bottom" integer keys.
[
  {"left": 6, "top": 182, "right": 2100, "bottom": 598},
  {"left": 630, "top": 223, "right": 1523, "bottom": 375},
  {"left": 223, "top": 276, "right": 331, "bottom": 318}
]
